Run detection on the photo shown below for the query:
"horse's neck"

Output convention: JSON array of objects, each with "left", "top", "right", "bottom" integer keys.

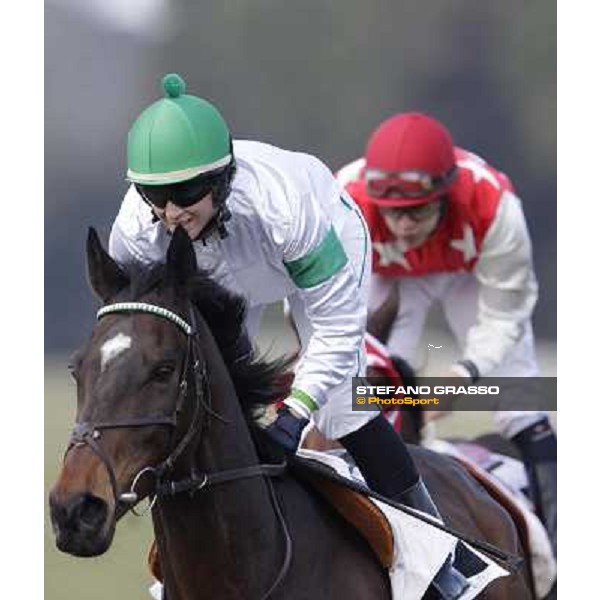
[{"left": 153, "top": 329, "right": 284, "bottom": 599}]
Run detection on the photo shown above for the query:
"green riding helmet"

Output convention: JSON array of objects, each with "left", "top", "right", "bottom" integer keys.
[{"left": 127, "top": 73, "right": 233, "bottom": 186}]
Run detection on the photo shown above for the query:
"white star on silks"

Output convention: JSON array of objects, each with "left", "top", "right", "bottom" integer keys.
[
  {"left": 450, "top": 224, "right": 478, "bottom": 262},
  {"left": 457, "top": 158, "right": 500, "bottom": 189},
  {"left": 373, "top": 241, "right": 412, "bottom": 269}
]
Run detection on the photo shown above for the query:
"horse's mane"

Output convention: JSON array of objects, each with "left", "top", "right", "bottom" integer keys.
[
  {"left": 123, "top": 262, "right": 294, "bottom": 458},
  {"left": 188, "top": 271, "right": 295, "bottom": 409}
]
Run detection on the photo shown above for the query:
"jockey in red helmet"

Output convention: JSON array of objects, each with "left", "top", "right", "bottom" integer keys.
[{"left": 339, "top": 112, "right": 557, "bottom": 556}]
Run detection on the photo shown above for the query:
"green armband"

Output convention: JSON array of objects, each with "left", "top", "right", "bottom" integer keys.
[{"left": 284, "top": 227, "right": 348, "bottom": 288}]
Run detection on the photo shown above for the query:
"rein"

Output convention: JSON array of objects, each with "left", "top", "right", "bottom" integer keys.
[{"left": 64, "top": 300, "right": 292, "bottom": 599}]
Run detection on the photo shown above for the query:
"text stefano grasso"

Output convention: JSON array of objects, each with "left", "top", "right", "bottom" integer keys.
[{"left": 355, "top": 385, "right": 500, "bottom": 396}]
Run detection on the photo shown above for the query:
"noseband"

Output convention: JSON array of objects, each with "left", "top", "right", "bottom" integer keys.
[{"left": 64, "top": 300, "right": 291, "bottom": 598}]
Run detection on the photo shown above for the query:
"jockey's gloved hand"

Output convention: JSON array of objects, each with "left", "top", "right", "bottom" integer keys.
[{"left": 252, "top": 398, "right": 312, "bottom": 453}]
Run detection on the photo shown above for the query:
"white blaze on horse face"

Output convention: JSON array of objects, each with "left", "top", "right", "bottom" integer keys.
[{"left": 100, "top": 332, "right": 132, "bottom": 372}]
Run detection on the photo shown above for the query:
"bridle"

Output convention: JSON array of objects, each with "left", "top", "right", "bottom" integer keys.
[
  {"left": 64, "top": 300, "right": 292, "bottom": 599},
  {"left": 66, "top": 302, "right": 207, "bottom": 506}
]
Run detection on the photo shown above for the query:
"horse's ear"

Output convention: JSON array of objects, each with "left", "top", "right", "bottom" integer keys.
[
  {"left": 166, "top": 226, "right": 197, "bottom": 285},
  {"left": 86, "top": 227, "right": 129, "bottom": 302}
]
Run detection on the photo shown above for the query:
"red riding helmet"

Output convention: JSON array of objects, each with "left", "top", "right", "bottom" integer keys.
[{"left": 364, "top": 112, "right": 458, "bottom": 207}]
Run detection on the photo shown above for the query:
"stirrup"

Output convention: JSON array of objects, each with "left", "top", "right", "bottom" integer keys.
[
  {"left": 396, "top": 479, "right": 470, "bottom": 599},
  {"left": 432, "top": 555, "right": 470, "bottom": 600}
]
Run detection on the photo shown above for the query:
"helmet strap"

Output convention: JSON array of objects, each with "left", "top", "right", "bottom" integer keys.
[
  {"left": 194, "top": 204, "right": 232, "bottom": 245},
  {"left": 438, "top": 195, "right": 448, "bottom": 221},
  {"left": 194, "top": 156, "right": 236, "bottom": 244},
  {"left": 428, "top": 195, "right": 448, "bottom": 238}
]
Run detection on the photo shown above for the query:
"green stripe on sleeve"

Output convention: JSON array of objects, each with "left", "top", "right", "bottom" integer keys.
[
  {"left": 284, "top": 227, "right": 348, "bottom": 288},
  {"left": 290, "top": 387, "right": 319, "bottom": 412}
]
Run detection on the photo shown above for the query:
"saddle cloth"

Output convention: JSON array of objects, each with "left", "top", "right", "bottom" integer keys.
[
  {"left": 424, "top": 439, "right": 556, "bottom": 598},
  {"left": 148, "top": 449, "right": 509, "bottom": 600},
  {"left": 294, "top": 449, "right": 508, "bottom": 600}
]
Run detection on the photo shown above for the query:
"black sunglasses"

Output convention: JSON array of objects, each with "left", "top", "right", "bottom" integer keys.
[{"left": 135, "top": 173, "right": 220, "bottom": 209}]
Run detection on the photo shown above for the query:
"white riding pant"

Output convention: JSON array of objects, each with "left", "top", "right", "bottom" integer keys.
[{"left": 370, "top": 272, "right": 547, "bottom": 439}]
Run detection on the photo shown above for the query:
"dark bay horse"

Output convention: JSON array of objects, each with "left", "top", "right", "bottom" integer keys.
[{"left": 49, "top": 227, "right": 531, "bottom": 599}]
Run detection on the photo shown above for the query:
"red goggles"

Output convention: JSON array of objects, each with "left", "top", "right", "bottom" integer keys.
[{"left": 365, "top": 166, "right": 457, "bottom": 199}]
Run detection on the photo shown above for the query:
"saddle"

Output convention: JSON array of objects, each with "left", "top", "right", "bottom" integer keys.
[{"left": 291, "top": 454, "right": 395, "bottom": 568}]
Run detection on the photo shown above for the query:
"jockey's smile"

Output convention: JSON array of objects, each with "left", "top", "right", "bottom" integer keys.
[{"left": 151, "top": 193, "right": 217, "bottom": 240}]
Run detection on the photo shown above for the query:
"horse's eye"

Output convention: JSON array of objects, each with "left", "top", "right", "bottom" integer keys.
[{"left": 152, "top": 363, "right": 176, "bottom": 383}]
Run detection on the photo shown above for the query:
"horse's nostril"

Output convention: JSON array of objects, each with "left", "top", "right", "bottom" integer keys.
[{"left": 72, "top": 494, "right": 108, "bottom": 532}]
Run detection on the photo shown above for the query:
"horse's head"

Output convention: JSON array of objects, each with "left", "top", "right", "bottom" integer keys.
[
  {"left": 50, "top": 227, "right": 291, "bottom": 557},
  {"left": 49, "top": 227, "right": 222, "bottom": 556}
]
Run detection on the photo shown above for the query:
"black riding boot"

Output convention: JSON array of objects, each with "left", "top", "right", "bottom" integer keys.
[
  {"left": 339, "top": 415, "right": 470, "bottom": 600},
  {"left": 512, "top": 418, "right": 557, "bottom": 556},
  {"left": 397, "top": 479, "right": 470, "bottom": 600}
]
